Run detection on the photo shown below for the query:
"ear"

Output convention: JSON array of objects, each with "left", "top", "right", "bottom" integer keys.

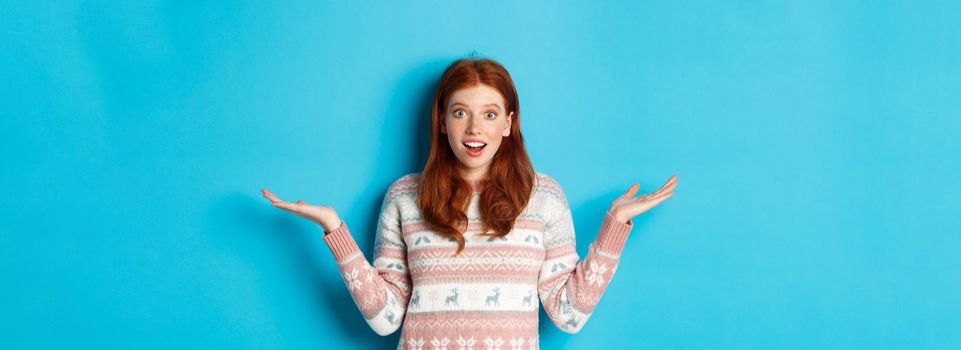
[
  {"left": 502, "top": 111, "right": 513, "bottom": 137},
  {"left": 441, "top": 120, "right": 447, "bottom": 134}
]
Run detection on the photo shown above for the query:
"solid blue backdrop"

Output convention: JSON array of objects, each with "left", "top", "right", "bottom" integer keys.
[{"left": 2, "top": 1, "right": 959, "bottom": 349}]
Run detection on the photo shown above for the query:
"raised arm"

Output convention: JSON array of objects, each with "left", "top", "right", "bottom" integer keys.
[
  {"left": 537, "top": 175, "right": 677, "bottom": 333},
  {"left": 537, "top": 194, "right": 633, "bottom": 334},
  {"left": 262, "top": 187, "right": 411, "bottom": 336},
  {"left": 321, "top": 190, "right": 412, "bottom": 336}
]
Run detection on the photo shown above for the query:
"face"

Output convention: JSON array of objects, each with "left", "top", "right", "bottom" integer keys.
[{"left": 440, "top": 84, "right": 514, "bottom": 180}]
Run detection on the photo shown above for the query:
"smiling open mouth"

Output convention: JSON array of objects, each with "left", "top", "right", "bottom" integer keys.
[
  {"left": 463, "top": 142, "right": 487, "bottom": 156},
  {"left": 463, "top": 141, "right": 487, "bottom": 150}
]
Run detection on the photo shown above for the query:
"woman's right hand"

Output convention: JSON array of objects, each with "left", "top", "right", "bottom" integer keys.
[{"left": 261, "top": 188, "right": 342, "bottom": 234}]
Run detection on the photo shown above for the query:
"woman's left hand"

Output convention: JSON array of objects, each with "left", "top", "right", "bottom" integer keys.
[{"left": 609, "top": 175, "right": 678, "bottom": 223}]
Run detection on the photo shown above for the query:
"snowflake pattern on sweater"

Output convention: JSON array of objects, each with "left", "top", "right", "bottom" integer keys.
[{"left": 322, "top": 173, "right": 634, "bottom": 349}]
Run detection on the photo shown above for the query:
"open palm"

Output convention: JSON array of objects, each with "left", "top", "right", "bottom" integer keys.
[
  {"left": 261, "top": 188, "right": 341, "bottom": 232},
  {"left": 609, "top": 175, "right": 678, "bottom": 223}
]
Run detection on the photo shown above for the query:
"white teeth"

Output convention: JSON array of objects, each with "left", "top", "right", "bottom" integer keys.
[{"left": 464, "top": 142, "right": 486, "bottom": 148}]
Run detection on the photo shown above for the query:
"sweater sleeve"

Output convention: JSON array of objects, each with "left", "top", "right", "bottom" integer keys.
[
  {"left": 537, "top": 184, "right": 633, "bottom": 334},
  {"left": 322, "top": 186, "right": 411, "bottom": 336}
]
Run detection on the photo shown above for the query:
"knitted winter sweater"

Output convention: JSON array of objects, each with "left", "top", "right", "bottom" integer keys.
[{"left": 322, "top": 172, "right": 634, "bottom": 350}]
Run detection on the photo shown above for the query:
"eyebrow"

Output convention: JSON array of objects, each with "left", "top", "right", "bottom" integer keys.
[{"left": 450, "top": 102, "right": 502, "bottom": 111}]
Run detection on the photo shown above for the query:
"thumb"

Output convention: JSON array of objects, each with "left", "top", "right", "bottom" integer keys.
[{"left": 623, "top": 184, "right": 639, "bottom": 198}]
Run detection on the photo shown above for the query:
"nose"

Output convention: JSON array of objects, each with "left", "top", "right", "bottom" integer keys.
[{"left": 465, "top": 115, "right": 481, "bottom": 134}]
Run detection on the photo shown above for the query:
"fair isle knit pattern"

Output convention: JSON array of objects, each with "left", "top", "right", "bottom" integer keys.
[{"left": 322, "top": 172, "right": 634, "bottom": 350}]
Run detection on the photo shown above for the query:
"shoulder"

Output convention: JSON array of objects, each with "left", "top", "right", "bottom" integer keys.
[
  {"left": 533, "top": 171, "right": 567, "bottom": 203},
  {"left": 534, "top": 171, "right": 560, "bottom": 189},
  {"left": 386, "top": 172, "right": 420, "bottom": 198}
]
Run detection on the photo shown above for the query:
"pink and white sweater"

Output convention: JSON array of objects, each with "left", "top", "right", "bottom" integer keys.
[{"left": 322, "top": 172, "right": 634, "bottom": 350}]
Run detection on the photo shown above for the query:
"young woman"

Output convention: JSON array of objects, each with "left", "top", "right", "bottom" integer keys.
[{"left": 262, "top": 57, "right": 678, "bottom": 349}]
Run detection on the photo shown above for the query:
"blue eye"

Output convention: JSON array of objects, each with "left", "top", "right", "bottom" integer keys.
[
  {"left": 486, "top": 112, "right": 496, "bottom": 119},
  {"left": 454, "top": 110, "right": 465, "bottom": 117}
]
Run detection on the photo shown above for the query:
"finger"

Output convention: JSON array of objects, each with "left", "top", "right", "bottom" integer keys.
[
  {"left": 623, "top": 184, "right": 639, "bottom": 198},
  {"left": 642, "top": 197, "right": 670, "bottom": 211},
  {"left": 635, "top": 192, "right": 655, "bottom": 201},
  {"left": 296, "top": 200, "right": 305, "bottom": 204},
  {"left": 652, "top": 191, "right": 675, "bottom": 202},
  {"left": 657, "top": 192, "right": 675, "bottom": 205},
  {"left": 659, "top": 176, "right": 678, "bottom": 190},
  {"left": 648, "top": 188, "right": 664, "bottom": 198},
  {"left": 652, "top": 180, "right": 678, "bottom": 197},
  {"left": 661, "top": 181, "right": 678, "bottom": 194},
  {"left": 261, "top": 189, "right": 284, "bottom": 203},
  {"left": 638, "top": 190, "right": 672, "bottom": 203},
  {"left": 273, "top": 202, "right": 299, "bottom": 212},
  {"left": 661, "top": 174, "right": 678, "bottom": 186},
  {"left": 635, "top": 177, "right": 678, "bottom": 199}
]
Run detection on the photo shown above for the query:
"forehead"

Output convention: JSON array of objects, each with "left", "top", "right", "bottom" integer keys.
[{"left": 447, "top": 84, "right": 506, "bottom": 108}]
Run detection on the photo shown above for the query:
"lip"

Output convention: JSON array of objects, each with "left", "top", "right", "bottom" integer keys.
[
  {"left": 464, "top": 144, "right": 485, "bottom": 157},
  {"left": 462, "top": 139, "right": 487, "bottom": 158}
]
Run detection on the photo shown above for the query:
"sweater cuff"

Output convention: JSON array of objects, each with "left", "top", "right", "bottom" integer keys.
[
  {"left": 595, "top": 210, "right": 633, "bottom": 254},
  {"left": 322, "top": 221, "right": 361, "bottom": 261}
]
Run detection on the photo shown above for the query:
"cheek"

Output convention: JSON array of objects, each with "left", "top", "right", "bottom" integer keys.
[
  {"left": 489, "top": 125, "right": 503, "bottom": 138},
  {"left": 487, "top": 122, "right": 506, "bottom": 135},
  {"left": 487, "top": 129, "right": 506, "bottom": 149}
]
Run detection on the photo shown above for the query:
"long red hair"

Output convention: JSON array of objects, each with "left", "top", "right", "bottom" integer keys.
[{"left": 417, "top": 58, "right": 536, "bottom": 255}]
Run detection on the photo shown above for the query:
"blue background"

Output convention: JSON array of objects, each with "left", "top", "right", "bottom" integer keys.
[{"left": 3, "top": 1, "right": 959, "bottom": 349}]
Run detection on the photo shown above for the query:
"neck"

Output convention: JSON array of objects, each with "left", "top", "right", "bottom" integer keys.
[
  {"left": 456, "top": 164, "right": 490, "bottom": 191},
  {"left": 457, "top": 165, "right": 490, "bottom": 182},
  {"left": 466, "top": 177, "right": 490, "bottom": 192}
]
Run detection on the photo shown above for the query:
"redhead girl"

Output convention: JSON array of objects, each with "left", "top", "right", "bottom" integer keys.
[{"left": 262, "top": 57, "right": 677, "bottom": 349}]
